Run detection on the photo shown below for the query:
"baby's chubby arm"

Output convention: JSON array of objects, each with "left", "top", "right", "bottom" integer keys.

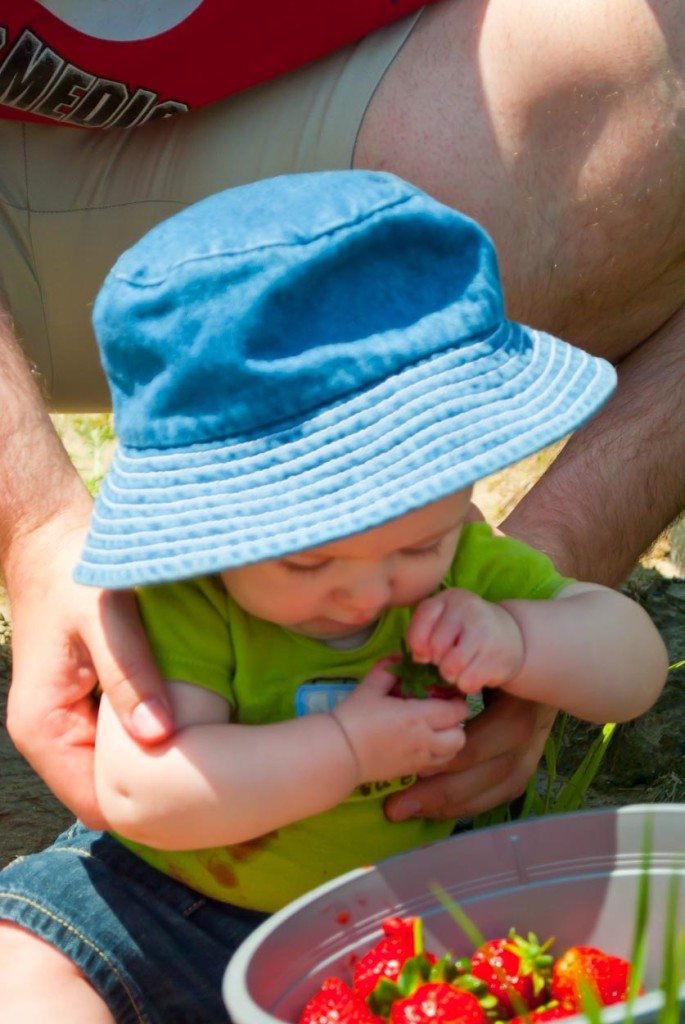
[
  {"left": 407, "top": 583, "right": 668, "bottom": 724},
  {"left": 94, "top": 662, "right": 468, "bottom": 850}
]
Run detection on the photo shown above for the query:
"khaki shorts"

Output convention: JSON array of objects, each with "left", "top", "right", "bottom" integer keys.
[{"left": 0, "top": 13, "right": 422, "bottom": 410}]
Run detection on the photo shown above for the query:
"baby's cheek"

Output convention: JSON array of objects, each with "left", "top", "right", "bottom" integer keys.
[
  {"left": 225, "top": 576, "right": 309, "bottom": 625},
  {"left": 394, "top": 574, "right": 445, "bottom": 609}
]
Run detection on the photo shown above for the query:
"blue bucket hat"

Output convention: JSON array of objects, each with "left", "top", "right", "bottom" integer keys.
[{"left": 75, "top": 171, "right": 616, "bottom": 588}]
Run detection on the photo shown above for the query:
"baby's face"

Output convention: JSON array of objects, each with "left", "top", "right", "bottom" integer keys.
[{"left": 221, "top": 488, "right": 473, "bottom": 640}]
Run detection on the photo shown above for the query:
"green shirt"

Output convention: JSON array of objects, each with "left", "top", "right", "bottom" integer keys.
[{"left": 117, "top": 523, "right": 572, "bottom": 912}]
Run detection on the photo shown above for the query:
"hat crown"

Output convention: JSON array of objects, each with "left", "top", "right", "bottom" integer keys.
[{"left": 93, "top": 171, "right": 504, "bottom": 450}]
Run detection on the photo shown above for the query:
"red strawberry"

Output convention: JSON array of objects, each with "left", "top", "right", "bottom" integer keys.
[
  {"left": 550, "top": 946, "right": 640, "bottom": 1011},
  {"left": 389, "top": 678, "right": 458, "bottom": 700},
  {"left": 470, "top": 930, "right": 553, "bottom": 1017},
  {"left": 389, "top": 643, "right": 459, "bottom": 700},
  {"left": 383, "top": 917, "right": 421, "bottom": 939},
  {"left": 390, "top": 982, "right": 489, "bottom": 1024},
  {"left": 299, "top": 976, "right": 382, "bottom": 1024},
  {"left": 354, "top": 917, "right": 437, "bottom": 998},
  {"left": 509, "top": 1004, "right": 579, "bottom": 1024}
]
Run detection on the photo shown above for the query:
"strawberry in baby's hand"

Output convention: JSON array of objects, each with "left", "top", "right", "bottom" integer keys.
[
  {"left": 390, "top": 982, "right": 490, "bottom": 1024},
  {"left": 470, "top": 929, "right": 554, "bottom": 1017},
  {"left": 550, "top": 945, "right": 642, "bottom": 1011},
  {"left": 389, "top": 640, "right": 458, "bottom": 700},
  {"left": 299, "top": 976, "right": 382, "bottom": 1024}
]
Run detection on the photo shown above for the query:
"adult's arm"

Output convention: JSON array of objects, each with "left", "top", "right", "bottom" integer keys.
[
  {"left": 385, "top": 305, "right": 685, "bottom": 822},
  {"left": 503, "top": 306, "right": 685, "bottom": 585},
  {"left": 0, "top": 308, "right": 172, "bottom": 827}
]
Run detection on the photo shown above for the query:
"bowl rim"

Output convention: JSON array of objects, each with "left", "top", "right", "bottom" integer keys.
[{"left": 223, "top": 804, "right": 685, "bottom": 1024}]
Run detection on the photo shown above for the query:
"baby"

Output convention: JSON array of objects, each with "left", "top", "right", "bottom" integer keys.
[{"left": 0, "top": 171, "right": 667, "bottom": 1023}]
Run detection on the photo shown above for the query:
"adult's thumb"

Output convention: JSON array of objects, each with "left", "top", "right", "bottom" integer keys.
[{"left": 87, "top": 589, "right": 174, "bottom": 744}]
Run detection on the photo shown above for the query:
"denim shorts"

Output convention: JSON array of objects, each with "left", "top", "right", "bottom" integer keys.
[{"left": 0, "top": 823, "right": 268, "bottom": 1023}]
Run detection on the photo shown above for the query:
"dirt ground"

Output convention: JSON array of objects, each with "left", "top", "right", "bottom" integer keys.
[
  {"left": 1, "top": 453, "right": 684, "bottom": 868},
  {"left": 0, "top": 617, "right": 74, "bottom": 864}
]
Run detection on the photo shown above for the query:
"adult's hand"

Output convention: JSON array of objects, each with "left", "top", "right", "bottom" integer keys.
[
  {"left": 0, "top": 311, "right": 173, "bottom": 827},
  {"left": 384, "top": 690, "right": 555, "bottom": 822},
  {"left": 4, "top": 512, "right": 173, "bottom": 829}
]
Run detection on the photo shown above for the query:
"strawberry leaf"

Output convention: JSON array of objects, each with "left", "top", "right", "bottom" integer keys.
[
  {"left": 397, "top": 955, "right": 432, "bottom": 995},
  {"left": 429, "top": 954, "right": 459, "bottom": 983},
  {"left": 391, "top": 639, "right": 451, "bottom": 698},
  {"left": 367, "top": 978, "right": 402, "bottom": 1017}
]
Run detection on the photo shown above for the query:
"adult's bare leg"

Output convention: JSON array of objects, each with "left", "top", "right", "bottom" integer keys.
[
  {"left": 356, "top": 0, "right": 685, "bottom": 583},
  {"left": 504, "top": 306, "right": 685, "bottom": 584},
  {"left": 0, "top": 924, "right": 114, "bottom": 1024}
]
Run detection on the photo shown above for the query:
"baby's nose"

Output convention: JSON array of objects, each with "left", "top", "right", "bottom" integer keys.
[{"left": 337, "top": 569, "right": 392, "bottom": 616}]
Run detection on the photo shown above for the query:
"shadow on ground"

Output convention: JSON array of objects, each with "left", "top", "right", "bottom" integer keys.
[{"left": 0, "top": 618, "right": 73, "bottom": 866}]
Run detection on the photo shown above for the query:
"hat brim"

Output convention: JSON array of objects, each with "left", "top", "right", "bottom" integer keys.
[{"left": 75, "top": 325, "right": 615, "bottom": 588}]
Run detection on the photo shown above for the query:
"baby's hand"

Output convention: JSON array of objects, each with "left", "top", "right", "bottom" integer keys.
[
  {"left": 406, "top": 588, "right": 524, "bottom": 695},
  {"left": 331, "top": 660, "right": 468, "bottom": 784}
]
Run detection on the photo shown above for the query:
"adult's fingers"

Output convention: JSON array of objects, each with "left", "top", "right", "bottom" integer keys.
[
  {"left": 3, "top": 510, "right": 171, "bottom": 828},
  {"left": 454, "top": 690, "right": 555, "bottom": 773},
  {"left": 85, "top": 589, "right": 173, "bottom": 743},
  {"left": 7, "top": 613, "right": 106, "bottom": 829},
  {"left": 384, "top": 692, "right": 555, "bottom": 821}
]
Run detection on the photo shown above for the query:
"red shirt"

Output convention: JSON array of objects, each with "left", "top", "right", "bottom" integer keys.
[{"left": 0, "top": 1, "right": 428, "bottom": 128}]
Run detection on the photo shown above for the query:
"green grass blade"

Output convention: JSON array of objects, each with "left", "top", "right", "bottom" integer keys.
[
  {"left": 473, "top": 802, "right": 512, "bottom": 829},
  {"left": 429, "top": 882, "right": 486, "bottom": 949},
  {"left": 552, "top": 722, "right": 617, "bottom": 813},
  {"left": 473, "top": 714, "right": 615, "bottom": 827},
  {"left": 628, "top": 816, "right": 653, "bottom": 1005},
  {"left": 519, "top": 771, "right": 542, "bottom": 818},
  {"left": 541, "top": 719, "right": 561, "bottom": 814},
  {"left": 657, "top": 873, "right": 682, "bottom": 1024},
  {"left": 578, "top": 977, "right": 604, "bottom": 1024}
]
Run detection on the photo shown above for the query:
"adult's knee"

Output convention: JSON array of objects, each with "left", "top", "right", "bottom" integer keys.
[{"left": 0, "top": 924, "right": 113, "bottom": 1022}]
